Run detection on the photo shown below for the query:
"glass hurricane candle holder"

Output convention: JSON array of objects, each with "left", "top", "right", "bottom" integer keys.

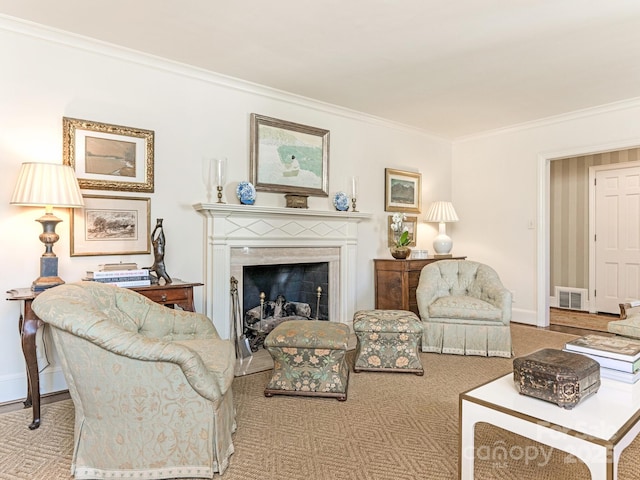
[{"left": 214, "top": 157, "right": 227, "bottom": 204}]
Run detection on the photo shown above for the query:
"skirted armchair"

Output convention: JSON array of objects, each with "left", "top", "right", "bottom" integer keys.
[
  {"left": 31, "top": 281, "right": 236, "bottom": 479},
  {"left": 416, "top": 260, "right": 512, "bottom": 357}
]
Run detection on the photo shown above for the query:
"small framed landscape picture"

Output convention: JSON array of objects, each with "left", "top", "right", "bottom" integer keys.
[
  {"left": 250, "top": 113, "right": 329, "bottom": 197},
  {"left": 70, "top": 195, "right": 151, "bottom": 256},
  {"left": 63, "top": 117, "right": 154, "bottom": 193},
  {"left": 384, "top": 168, "right": 422, "bottom": 213},
  {"left": 387, "top": 215, "right": 418, "bottom": 247}
]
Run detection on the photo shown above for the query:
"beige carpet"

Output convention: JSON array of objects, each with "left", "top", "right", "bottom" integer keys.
[
  {"left": 2, "top": 324, "right": 640, "bottom": 480},
  {"left": 549, "top": 307, "right": 617, "bottom": 333}
]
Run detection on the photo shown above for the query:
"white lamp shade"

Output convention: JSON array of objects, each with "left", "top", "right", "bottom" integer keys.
[
  {"left": 10, "top": 162, "right": 84, "bottom": 208},
  {"left": 425, "top": 201, "right": 458, "bottom": 255},
  {"left": 424, "top": 201, "right": 459, "bottom": 223}
]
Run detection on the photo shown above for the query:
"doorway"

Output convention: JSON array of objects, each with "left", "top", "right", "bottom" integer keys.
[
  {"left": 590, "top": 162, "right": 640, "bottom": 314},
  {"left": 542, "top": 145, "right": 640, "bottom": 327}
]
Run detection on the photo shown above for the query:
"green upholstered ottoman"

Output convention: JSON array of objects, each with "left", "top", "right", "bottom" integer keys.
[
  {"left": 353, "top": 310, "right": 424, "bottom": 375},
  {"left": 264, "top": 320, "right": 350, "bottom": 401}
]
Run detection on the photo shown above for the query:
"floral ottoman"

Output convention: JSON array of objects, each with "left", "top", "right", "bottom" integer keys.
[
  {"left": 263, "top": 320, "right": 350, "bottom": 401},
  {"left": 353, "top": 310, "right": 424, "bottom": 375}
]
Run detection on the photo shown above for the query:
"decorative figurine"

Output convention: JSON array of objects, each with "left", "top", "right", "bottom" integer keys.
[{"left": 148, "top": 218, "right": 172, "bottom": 284}]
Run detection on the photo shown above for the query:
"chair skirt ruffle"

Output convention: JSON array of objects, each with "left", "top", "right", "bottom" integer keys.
[{"left": 421, "top": 322, "right": 512, "bottom": 358}]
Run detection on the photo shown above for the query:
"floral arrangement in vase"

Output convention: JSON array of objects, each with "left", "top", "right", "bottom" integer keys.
[{"left": 390, "top": 212, "right": 412, "bottom": 259}]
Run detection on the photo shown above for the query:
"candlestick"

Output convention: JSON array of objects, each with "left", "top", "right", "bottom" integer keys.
[
  {"left": 214, "top": 157, "right": 227, "bottom": 204},
  {"left": 350, "top": 176, "right": 359, "bottom": 212}
]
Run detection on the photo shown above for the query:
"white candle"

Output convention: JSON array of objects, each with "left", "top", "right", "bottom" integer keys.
[{"left": 351, "top": 176, "right": 358, "bottom": 198}]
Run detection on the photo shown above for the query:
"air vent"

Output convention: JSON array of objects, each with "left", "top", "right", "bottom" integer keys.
[{"left": 555, "top": 287, "right": 588, "bottom": 311}]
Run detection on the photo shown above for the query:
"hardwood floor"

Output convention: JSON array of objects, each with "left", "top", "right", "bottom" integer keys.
[
  {"left": 0, "top": 390, "right": 70, "bottom": 415},
  {"left": 547, "top": 306, "right": 616, "bottom": 337},
  {"left": 547, "top": 323, "right": 613, "bottom": 337}
]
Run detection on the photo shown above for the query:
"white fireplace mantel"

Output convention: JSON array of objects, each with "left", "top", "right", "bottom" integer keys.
[{"left": 194, "top": 203, "right": 371, "bottom": 339}]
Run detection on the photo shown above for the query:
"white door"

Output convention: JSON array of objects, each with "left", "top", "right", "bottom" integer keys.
[{"left": 594, "top": 165, "right": 640, "bottom": 314}]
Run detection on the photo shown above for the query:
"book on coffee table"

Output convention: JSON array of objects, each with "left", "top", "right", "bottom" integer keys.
[
  {"left": 562, "top": 349, "right": 640, "bottom": 373},
  {"left": 564, "top": 334, "right": 640, "bottom": 362},
  {"left": 599, "top": 366, "right": 640, "bottom": 384}
]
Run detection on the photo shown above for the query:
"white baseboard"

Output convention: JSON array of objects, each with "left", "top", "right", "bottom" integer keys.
[
  {"left": 511, "top": 307, "right": 540, "bottom": 326},
  {"left": 0, "top": 367, "right": 67, "bottom": 404}
]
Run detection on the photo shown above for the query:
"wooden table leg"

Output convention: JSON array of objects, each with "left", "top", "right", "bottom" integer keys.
[{"left": 21, "top": 300, "right": 41, "bottom": 430}]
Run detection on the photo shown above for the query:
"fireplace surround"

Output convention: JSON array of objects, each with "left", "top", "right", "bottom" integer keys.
[{"left": 194, "top": 203, "right": 370, "bottom": 340}]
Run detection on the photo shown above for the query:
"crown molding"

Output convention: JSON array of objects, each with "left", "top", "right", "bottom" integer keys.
[
  {"left": 455, "top": 96, "right": 640, "bottom": 143},
  {"left": 0, "top": 14, "right": 447, "bottom": 142}
]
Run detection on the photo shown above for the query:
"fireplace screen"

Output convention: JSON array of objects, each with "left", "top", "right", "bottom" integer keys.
[{"left": 242, "top": 262, "right": 329, "bottom": 351}]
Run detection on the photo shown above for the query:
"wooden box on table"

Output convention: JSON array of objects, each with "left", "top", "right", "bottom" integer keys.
[{"left": 513, "top": 348, "right": 601, "bottom": 409}]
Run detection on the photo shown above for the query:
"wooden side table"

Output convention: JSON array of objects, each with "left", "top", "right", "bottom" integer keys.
[
  {"left": 129, "top": 280, "right": 203, "bottom": 312},
  {"left": 374, "top": 256, "right": 466, "bottom": 315},
  {"left": 6, "top": 280, "right": 202, "bottom": 429}
]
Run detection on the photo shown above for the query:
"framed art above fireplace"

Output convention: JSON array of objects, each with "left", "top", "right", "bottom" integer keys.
[{"left": 250, "top": 113, "right": 329, "bottom": 197}]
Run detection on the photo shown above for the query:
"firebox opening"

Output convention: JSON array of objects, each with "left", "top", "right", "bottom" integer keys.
[{"left": 242, "top": 262, "right": 329, "bottom": 350}]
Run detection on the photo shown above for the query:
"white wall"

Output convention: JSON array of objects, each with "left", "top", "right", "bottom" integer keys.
[
  {"left": 453, "top": 101, "right": 640, "bottom": 326},
  {"left": 0, "top": 17, "right": 452, "bottom": 403}
]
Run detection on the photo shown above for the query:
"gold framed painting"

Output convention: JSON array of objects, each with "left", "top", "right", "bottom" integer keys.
[
  {"left": 250, "top": 113, "right": 329, "bottom": 196},
  {"left": 70, "top": 195, "right": 151, "bottom": 256},
  {"left": 384, "top": 168, "right": 422, "bottom": 213},
  {"left": 63, "top": 117, "right": 154, "bottom": 192}
]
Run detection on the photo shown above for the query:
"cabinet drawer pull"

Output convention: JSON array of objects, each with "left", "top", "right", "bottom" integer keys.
[{"left": 161, "top": 294, "right": 167, "bottom": 302}]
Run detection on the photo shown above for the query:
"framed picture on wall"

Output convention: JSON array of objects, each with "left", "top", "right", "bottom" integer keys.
[
  {"left": 70, "top": 195, "right": 151, "bottom": 256},
  {"left": 387, "top": 215, "right": 418, "bottom": 247},
  {"left": 250, "top": 113, "right": 329, "bottom": 196},
  {"left": 63, "top": 117, "right": 155, "bottom": 193},
  {"left": 384, "top": 168, "right": 422, "bottom": 213}
]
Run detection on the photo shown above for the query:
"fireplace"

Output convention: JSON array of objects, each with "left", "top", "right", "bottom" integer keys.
[
  {"left": 243, "top": 262, "right": 329, "bottom": 320},
  {"left": 242, "top": 261, "right": 329, "bottom": 350},
  {"left": 194, "top": 203, "right": 369, "bottom": 343}
]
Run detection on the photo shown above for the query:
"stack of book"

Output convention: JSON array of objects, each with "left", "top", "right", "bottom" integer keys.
[
  {"left": 85, "top": 263, "right": 151, "bottom": 288},
  {"left": 563, "top": 334, "right": 640, "bottom": 384}
]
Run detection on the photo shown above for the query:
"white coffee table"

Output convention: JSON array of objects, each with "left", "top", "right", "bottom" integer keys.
[{"left": 459, "top": 372, "right": 640, "bottom": 479}]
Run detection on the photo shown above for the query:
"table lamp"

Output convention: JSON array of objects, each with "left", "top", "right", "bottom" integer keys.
[
  {"left": 10, "top": 162, "right": 84, "bottom": 291},
  {"left": 425, "top": 201, "right": 459, "bottom": 256}
]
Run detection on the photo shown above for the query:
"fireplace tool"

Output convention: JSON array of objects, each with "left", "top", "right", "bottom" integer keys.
[
  {"left": 230, "top": 277, "right": 252, "bottom": 359},
  {"left": 316, "top": 286, "right": 322, "bottom": 320},
  {"left": 259, "top": 292, "right": 266, "bottom": 332}
]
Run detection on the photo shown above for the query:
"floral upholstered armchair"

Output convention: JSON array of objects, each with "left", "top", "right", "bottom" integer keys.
[
  {"left": 415, "top": 260, "right": 512, "bottom": 357},
  {"left": 32, "top": 281, "right": 236, "bottom": 479}
]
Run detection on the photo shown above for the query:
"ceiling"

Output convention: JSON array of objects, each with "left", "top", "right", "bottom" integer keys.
[{"left": 2, "top": 0, "right": 640, "bottom": 139}]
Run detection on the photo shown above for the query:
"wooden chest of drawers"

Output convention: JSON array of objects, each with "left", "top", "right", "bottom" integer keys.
[
  {"left": 374, "top": 257, "right": 466, "bottom": 315},
  {"left": 129, "top": 280, "right": 203, "bottom": 312}
]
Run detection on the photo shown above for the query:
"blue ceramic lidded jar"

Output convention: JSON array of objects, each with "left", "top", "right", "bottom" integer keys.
[{"left": 236, "top": 181, "right": 256, "bottom": 205}]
